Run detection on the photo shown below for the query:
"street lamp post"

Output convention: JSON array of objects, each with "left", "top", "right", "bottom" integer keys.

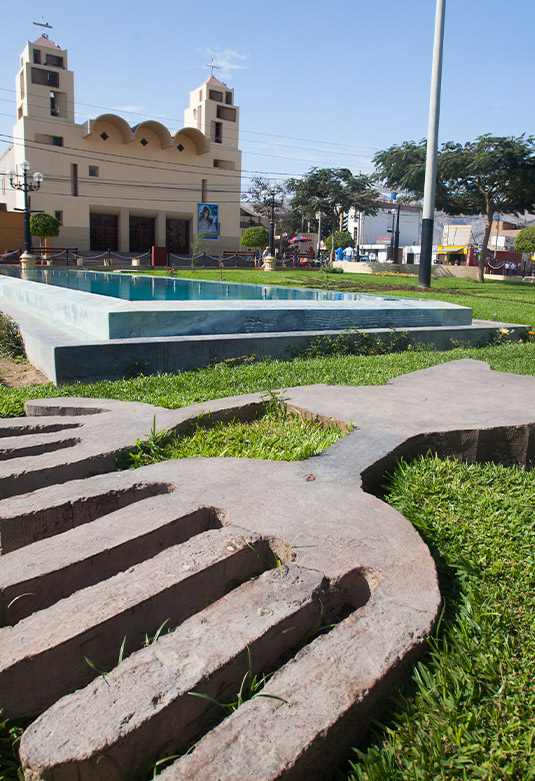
[
  {"left": 393, "top": 201, "right": 401, "bottom": 264},
  {"left": 389, "top": 210, "right": 396, "bottom": 261},
  {"left": 261, "top": 187, "right": 282, "bottom": 271},
  {"left": 7, "top": 161, "right": 44, "bottom": 266},
  {"left": 315, "top": 211, "right": 322, "bottom": 263}
]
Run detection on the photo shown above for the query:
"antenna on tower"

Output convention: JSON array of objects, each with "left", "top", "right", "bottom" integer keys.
[
  {"left": 33, "top": 17, "right": 53, "bottom": 29},
  {"left": 205, "top": 59, "right": 221, "bottom": 77}
]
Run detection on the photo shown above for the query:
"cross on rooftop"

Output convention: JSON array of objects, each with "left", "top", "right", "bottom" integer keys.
[
  {"left": 33, "top": 17, "right": 53, "bottom": 29},
  {"left": 205, "top": 59, "right": 221, "bottom": 76}
]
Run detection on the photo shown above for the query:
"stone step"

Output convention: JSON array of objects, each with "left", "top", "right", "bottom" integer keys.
[
  {"left": 19, "top": 567, "right": 326, "bottom": 781},
  {"left": 1, "top": 527, "right": 270, "bottom": 717}
]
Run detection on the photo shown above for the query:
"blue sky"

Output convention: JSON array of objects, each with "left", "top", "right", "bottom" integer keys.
[{"left": 1, "top": 0, "right": 533, "bottom": 194}]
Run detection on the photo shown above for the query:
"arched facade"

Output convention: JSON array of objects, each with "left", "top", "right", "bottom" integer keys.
[{"left": 0, "top": 35, "right": 242, "bottom": 253}]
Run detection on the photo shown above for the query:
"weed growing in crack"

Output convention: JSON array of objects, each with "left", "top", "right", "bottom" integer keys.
[
  {"left": 0, "top": 711, "right": 30, "bottom": 779},
  {"left": 0, "top": 592, "right": 35, "bottom": 627},
  {"left": 188, "top": 646, "right": 287, "bottom": 717},
  {"left": 81, "top": 618, "right": 172, "bottom": 684}
]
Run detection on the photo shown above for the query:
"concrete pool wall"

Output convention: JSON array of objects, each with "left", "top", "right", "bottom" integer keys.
[
  {"left": 0, "top": 271, "right": 523, "bottom": 385},
  {"left": 0, "top": 273, "right": 472, "bottom": 341}
]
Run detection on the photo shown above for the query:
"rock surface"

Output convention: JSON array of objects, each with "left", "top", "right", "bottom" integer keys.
[{"left": 0, "top": 360, "right": 532, "bottom": 779}]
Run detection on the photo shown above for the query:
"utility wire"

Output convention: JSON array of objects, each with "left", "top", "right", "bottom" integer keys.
[
  {"left": 0, "top": 86, "right": 380, "bottom": 154},
  {"left": 0, "top": 134, "right": 299, "bottom": 183},
  {"left": 0, "top": 133, "right": 374, "bottom": 185}
]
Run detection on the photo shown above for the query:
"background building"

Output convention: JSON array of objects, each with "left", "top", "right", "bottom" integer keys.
[
  {"left": 348, "top": 199, "right": 421, "bottom": 255},
  {"left": 0, "top": 36, "right": 242, "bottom": 253},
  {"left": 0, "top": 211, "right": 23, "bottom": 254},
  {"left": 487, "top": 220, "right": 523, "bottom": 251}
]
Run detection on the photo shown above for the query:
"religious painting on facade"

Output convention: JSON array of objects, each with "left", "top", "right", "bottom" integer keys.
[{"left": 197, "top": 203, "right": 219, "bottom": 239}]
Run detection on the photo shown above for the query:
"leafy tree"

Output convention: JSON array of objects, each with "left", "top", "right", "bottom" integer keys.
[
  {"left": 242, "top": 177, "right": 286, "bottom": 222},
  {"left": 324, "top": 231, "right": 355, "bottom": 252},
  {"left": 241, "top": 226, "right": 269, "bottom": 252},
  {"left": 514, "top": 225, "right": 535, "bottom": 254},
  {"left": 278, "top": 208, "right": 307, "bottom": 236},
  {"left": 30, "top": 212, "right": 60, "bottom": 246},
  {"left": 286, "top": 168, "right": 379, "bottom": 262},
  {"left": 277, "top": 208, "right": 334, "bottom": 238},
  {"left": 374, "top": 134, "right": 535, "bottom": 282}
]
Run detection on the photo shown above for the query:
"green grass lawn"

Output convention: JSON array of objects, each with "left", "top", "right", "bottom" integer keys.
[
  {"left": 344, "top": 456, "right": 535, "bottom": 781},
  {"left": 2, "top": 275, "right": 535, "bottom": 778},
  {"left": 3, "top": 341, "right": 535, "bottom": 419}
]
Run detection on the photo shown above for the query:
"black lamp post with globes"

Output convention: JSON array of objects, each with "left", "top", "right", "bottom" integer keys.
[{"left": 7, "top": 161, "right": 44, "bottom": 268}]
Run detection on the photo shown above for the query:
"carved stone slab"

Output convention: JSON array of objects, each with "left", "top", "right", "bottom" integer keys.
[{"left": 1, "top": 360, "right": 533, "bottom": 780}]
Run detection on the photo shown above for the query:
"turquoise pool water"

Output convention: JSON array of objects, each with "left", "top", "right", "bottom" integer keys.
[{"left": 0, "top": 268, "right": 399, "bottom": 304}]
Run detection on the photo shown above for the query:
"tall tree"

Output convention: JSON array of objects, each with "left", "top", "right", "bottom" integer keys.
[
  {"left": 286, "top": 168, "right": 379, "bottom": 263},
  {"left": 242, "top": 177, "right": 286, "bottom": 222},
  {"left": 374, "top": 134, "right": 535, "bottom": 282},
  {"left": 324, "top": 231, "right": 355, "bottom": 252}
]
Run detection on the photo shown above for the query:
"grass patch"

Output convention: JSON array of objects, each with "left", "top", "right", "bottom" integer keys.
[
  {"left": 344, "top": 456, "right": 535, "bottom": 780},
  {"left": 0, "top": 712, "right": 29, "bottom": 780},
  {"left": 120, "top": 399, "right": 345, "bottom": 469}
]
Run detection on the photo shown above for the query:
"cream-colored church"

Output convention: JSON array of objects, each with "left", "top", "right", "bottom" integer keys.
[{"left": 0, "top": 34, "right": 242, "bottom": 253}]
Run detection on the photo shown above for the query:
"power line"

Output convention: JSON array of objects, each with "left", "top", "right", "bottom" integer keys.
[
  {"left": 0, "top": 134, "right": 295, "bottom": 183},
  {"left": 26, "top": 188, "right": 243, "bottom": 204},
  {"left": 0, "top": 86, "right": 379, "bottom": 151},
  {"left": 0, "top": 132, "right": 374, "bottom": 185},
  {"left": 40, "top": 173, "right": 244, "bottom": 195},
  {"left": 0, "top": 85, "right": 379, "bottom": 163},
  {"left": 0, "top": 133, "right": 246, "bottom": 180}
]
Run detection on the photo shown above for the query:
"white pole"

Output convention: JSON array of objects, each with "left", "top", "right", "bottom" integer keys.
[{"left": 419, "top": 0, "right": 446, "bottom": 288}]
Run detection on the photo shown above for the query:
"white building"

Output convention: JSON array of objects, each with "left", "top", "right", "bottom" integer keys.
[
  {"left": 0, "top": 35, "right": 242, "bottom": 253},
  {"left": 348, "top": 199, "right": 421, "bottom": 259}
]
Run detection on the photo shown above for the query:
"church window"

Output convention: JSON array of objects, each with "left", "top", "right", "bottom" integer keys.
[
  {"left": 45, "top": 54, "right": 64, "bottom": 68},
  {"left": 216, "top": 106, "right": 236, "bottom": 122},
  {"left": 71, "top": 164, "right": 78, "bottom": 197},
  {"left": 31, "top": 67, "right": 59, "bottom": 88}
]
